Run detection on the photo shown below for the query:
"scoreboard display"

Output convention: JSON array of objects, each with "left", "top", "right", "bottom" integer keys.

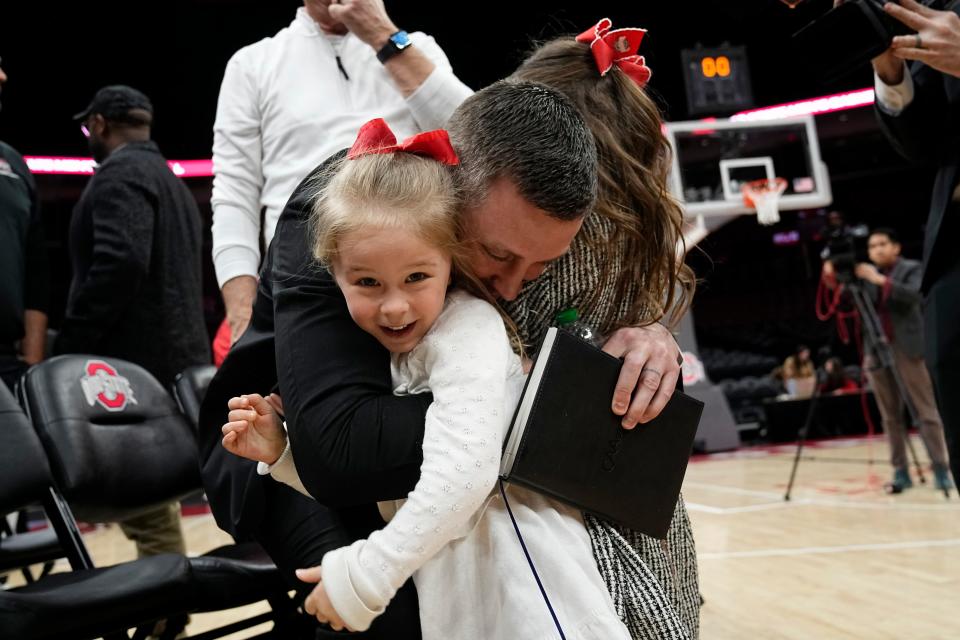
[{"left": 681, "top": 46, "right": 754, "bottom": 116}]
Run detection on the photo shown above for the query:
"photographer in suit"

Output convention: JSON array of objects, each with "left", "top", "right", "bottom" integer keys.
[
  {"left": 854, "top": 228, "right": 951, "bottom": 492},
  {"left": 866, "top": 0, "right": 960, "bottom": 488}
]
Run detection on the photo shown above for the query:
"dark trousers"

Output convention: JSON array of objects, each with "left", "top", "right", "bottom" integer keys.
[
  {"left": 210, "top": 452, "right": 422, "bottom": 639},
  {"left": 925, "top": 257, "right": 960, "bottom": 488}
]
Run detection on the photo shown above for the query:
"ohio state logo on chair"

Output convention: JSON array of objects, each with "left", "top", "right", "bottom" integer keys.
[{"left": 80, "top": 359, "right": 138, "bottom": 412}]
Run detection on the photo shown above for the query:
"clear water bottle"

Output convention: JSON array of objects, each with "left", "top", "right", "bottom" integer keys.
[{"left": 554, "top": 308, "right": 602, "bottom": 347}]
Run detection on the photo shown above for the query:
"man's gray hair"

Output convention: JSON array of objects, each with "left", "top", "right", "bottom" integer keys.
[{"left": 448, "top": 80, "right": 597, "bottom": 221}]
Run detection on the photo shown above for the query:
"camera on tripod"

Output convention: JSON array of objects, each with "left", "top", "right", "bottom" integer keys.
[{"left": 822, "top": 222, "right": 869, "bottom": 284}]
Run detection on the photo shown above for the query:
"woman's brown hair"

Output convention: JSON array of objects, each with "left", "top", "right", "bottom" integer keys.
[{"left": 511, "top": 37, "right": 695, "bottom": 328}]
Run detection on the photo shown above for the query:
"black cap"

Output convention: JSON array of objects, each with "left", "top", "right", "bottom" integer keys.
[{"left": 73, "top": 85, "right": 153, "bottom": 123}]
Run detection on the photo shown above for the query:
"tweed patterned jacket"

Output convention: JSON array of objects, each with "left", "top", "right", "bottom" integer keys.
[{"left": 503, "top": 213, "right": 700, "bottom": 639}]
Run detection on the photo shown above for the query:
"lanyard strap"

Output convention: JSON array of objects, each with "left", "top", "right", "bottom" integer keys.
[{"left": 498, "top": 479, "right": 567, "bottom": 640}]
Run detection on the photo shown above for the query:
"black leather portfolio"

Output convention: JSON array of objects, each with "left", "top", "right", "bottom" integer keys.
[{"left": 500, "top": 328, "right": 704, "bottom": 539}]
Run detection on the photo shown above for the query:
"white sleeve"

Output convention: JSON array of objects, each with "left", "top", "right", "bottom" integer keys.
[
  {"left": 211, "top": 50, "right": 265, "bottom": 287},
  {"left": 874, "top": 64, "right": 915, "bottom": 116},
  {"left": 256, "top": 440, "right": 312, "bottom": 498},
  {"left": 405, "top": 33, "right": 474, "bottom": 130},
  {"left": 320, "top": 296, "right": 510, "bottom": 632}
]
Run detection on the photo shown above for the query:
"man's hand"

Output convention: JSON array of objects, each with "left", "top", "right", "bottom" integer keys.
[
  {"left": 328, "top": 0, "right": 397, "bottom": 49},
  {"left": 221, "top": 275, "right": 257, "bottom": 345},
  {"left": 222, "top": 393, "right": 288, "bottom": 465},
  {"left": 296, "top": 566, "right": 355, "bottom": 632},
  {"left": 854, "top": 262, "right": 887, "bottom": 286},
  {"left": 602, "top": 324, "right": 682, "bottom": 429},
  {"left": 821, "top": 260, "right": 839, "bottom": 290},
  {"left": 886, "top": 0, "right": 960, "bottom": 78}
]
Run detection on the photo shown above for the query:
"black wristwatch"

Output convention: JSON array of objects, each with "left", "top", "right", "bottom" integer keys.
[{"left": 376, "top": 30, "right": 412, "bottom": 64}]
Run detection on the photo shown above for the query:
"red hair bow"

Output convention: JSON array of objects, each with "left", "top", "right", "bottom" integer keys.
[
  {"left": 575, "top": 18, "right": 651, "bottom": 87},
  {"left": 347, "top": 118, "right": 459, "bottom": 165}
]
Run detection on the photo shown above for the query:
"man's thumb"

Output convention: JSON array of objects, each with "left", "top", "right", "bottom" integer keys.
[
  {"left": 328, "top": 4, "right": 347, "bottom": 21},
  {"left": 295, "top": 566, "right": 323, "bottom": 583}
]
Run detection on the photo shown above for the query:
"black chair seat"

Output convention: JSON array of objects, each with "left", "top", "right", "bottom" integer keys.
[
  {"left": 0, "top": 526, "right": 60, "bottom": 572},
  {"left": 189, "top": 542, "right": 289, "bottom": 611},
  {"left": 0, "top": 553, "right": 194, "bottom": 640}
]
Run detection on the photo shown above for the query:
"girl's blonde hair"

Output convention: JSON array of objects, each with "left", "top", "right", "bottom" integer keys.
[
  {"left": 309, "top": 152, "right": 522, "bottom": 351},
  {"left": 311, "top": 153, "right": 460, "bottom": 266}
]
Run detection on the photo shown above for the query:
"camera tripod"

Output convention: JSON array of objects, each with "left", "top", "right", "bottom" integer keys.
[{"left": 784, "top": 280, "right": 950, "bottom": 500}]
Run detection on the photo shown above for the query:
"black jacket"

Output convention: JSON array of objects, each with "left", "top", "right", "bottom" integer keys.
[
  {"left": 875, "top": 31, "right": 960, "bottom": 292},
  {"left": 55, "top": 141, "right": 209, "bottom": 386},
  {"left": 863, "top": 258, "right": 926, "bottom": 359},
  {"left": 200, "top": 151, "right": 429, "bottom": 541}
]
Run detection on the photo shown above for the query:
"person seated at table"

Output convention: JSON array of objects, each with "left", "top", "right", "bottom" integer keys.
[
  {"left": 819, "top": 357, "right": 859, "bottom": 394},
  {"left": 782, "top": 345, "right": 816, "bottom": 398}
]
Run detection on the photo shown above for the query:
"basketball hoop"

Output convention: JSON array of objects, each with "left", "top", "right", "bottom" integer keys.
[{"left": 742, "top": 177, "right": 787, "bottom": 225}]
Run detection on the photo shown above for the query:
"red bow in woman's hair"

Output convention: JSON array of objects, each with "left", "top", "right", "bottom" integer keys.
[
  {"left": 575, "top": 18, "right": 651, "bottom": 87},
  {"left": 347, "top": 118, "right": 460, "bottom": 165}
]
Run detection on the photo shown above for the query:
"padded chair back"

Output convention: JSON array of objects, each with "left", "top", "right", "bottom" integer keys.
[
  {"left": 173, "top": 364, "right": 217, "bottom": 431},
  {"left": 20, "top": 355, "right": 201, "bottom": 522},
  {"left": 1, "top": 383, "right": 93, "bottom": 571},
  {"left": 0, "top": 384, "right": 53, "bottom": 516}
]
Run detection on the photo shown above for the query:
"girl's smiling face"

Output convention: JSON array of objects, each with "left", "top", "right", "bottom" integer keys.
[{"left": 333, "top": 226, "right": 453, "bottom": 354}]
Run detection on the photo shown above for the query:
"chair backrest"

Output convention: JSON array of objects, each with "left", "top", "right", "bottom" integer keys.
[
  {"left": 20, "top": 355, "right": 201, "bottom": 522},
  {"left": 0, "top": 384, "right": 53, "bottom": 516},
  {"left": 173, "top": 364, "right": 217, "bottom": 431},
  {"left": 1, "top": 382, "right": 93, "bottom": 570}
]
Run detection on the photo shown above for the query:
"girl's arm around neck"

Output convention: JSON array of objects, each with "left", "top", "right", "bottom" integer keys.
[{"left": 319, "top": 293, "right": 514, "bottom": 632}]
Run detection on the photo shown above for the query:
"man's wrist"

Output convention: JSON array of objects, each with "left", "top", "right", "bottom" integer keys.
[
  {"left": 375, "top": 29, "right": 413, "bottom": 64},
  {"left": 873, "top": 58, "right": 905, "bottom": 86},
  {"left": 222, "top": 275, "right": 257, "bottom": 308},
  {"left": 371, "top": 26, "right": 398, "bottom": 51}
]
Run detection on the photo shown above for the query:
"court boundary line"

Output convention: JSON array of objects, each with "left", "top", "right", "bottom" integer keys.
[{"left": 699, "top": 538, "right": 960, "bottom": 560}]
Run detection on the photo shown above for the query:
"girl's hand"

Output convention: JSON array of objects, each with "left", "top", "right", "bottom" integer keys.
[
  {"left": 221, "top": 393, "right": 288, "bottom": 464},
  {"left": 296, "top": 566, "right": 355, "bottom": 632}
]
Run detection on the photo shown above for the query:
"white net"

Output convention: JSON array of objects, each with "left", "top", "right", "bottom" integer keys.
[{"left": 743, "top": 178, "right": 787, "bottom": 226}]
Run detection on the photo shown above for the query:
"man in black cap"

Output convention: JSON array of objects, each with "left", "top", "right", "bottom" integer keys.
[
  {"left": 55, "top": 85, "right": 210, "bottom": 560},
  {"left": 0, "top": 56, "right": 49, "bottom": 391}
]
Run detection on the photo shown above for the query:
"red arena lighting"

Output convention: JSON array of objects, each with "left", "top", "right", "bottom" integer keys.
[
  {"left": 24, "top": 156, "right": 214, "bottom": 178},
  {"left": 22, "top": 89, "right": 876, "bottom": 177}
]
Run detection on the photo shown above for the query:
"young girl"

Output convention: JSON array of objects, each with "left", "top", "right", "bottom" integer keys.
[{"left": 222, "top": 117, "right": 630, "bottom": 639}]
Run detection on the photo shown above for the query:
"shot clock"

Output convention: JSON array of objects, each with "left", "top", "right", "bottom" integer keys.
[{"left": 681, "top": 46, "right": 754, "bottom": 116}]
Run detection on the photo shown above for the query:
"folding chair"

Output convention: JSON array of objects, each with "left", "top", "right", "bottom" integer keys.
[{"left": 8, "top": 356, "right": 304, "bottom": 639}]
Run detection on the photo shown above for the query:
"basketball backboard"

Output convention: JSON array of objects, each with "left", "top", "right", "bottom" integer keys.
[{"left": 665, "top": 115, "right": 831, "bottom": 219}]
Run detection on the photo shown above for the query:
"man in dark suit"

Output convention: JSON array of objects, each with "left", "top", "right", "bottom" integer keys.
[
  {"left": 200, "top": 81, "right": 693, "bottom": 638},
  {"left": 873, "top": 0, "right": 960, "bottom": 489},
  {"left": 855, "top": 229, "right": 951, "bottom": 492}
]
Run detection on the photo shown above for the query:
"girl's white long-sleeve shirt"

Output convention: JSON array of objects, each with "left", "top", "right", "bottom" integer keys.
[
  {"left": 211, "top": 8, "right": 473, "bottom": 287},
  {"left": 263, "top": 291, "right": 629, "bottom": 638}
]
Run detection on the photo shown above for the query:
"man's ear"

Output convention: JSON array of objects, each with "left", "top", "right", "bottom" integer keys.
[{"left": 91, "top": 114, "right": 108, "bottom": 138}]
